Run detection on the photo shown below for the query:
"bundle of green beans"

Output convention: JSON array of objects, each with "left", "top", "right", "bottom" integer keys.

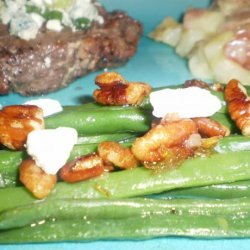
[
  {"left": 1, "top": 197, "right": 250, "bottom": 243},
  {"left": 0, "top": 104, "right": 151, "bottom": 188},
  {"left": 1, "top": 85, "right": 250, "bottom": 243}
]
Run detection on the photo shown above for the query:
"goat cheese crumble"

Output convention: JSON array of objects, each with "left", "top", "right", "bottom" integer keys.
[
  {"left": 24, "top": 98, "right": 63, "bottom": 117},
  {"left": 150, "top": 87, "right": 222, "bottom": 118},
  {"left": 26, "top": 127, "right": 78, "bottom": 175}
]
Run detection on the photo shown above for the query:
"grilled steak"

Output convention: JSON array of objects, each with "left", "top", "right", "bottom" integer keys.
[{"left": 0, "top": 9, "right": 142, "bottom": 96}]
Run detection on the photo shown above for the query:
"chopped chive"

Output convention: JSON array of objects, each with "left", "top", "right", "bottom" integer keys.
[
  {"left": 73, "top": 17, "right": 90, "bottom": 30},
  {"left": 43, "top": 10, "right": 63, "bottom": 21},
  {"left": 25, "top": 4, "right": 42, "bottom": 15}
]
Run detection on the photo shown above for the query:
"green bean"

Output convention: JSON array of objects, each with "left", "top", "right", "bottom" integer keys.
[
  {"left": 70, "top": 142, "right": 132, "bottom": 161},
  {"left": 45, "top": 106, "right": 152, "bottom": 136},
  {"left": 0, "top": 143, "right": 98, "bottom": 188},
  {"left": 0, "top": 143, "right": 99, "bottom": 188},
  {"left": 153, "top": 136, "right": 250, "bottom": 199},
  {"left": 0, "top": 150, "right": 26, "bottom": 188},
  {"left": 62, "top": 102, "right": 102, "bottom": 110},
  {"left": 210, "top": 90, "right": 226, "bottom": 112},
  {"left": 76, "top": 132, "right": 139, "bottom": 145},
  {"left": 211, "top": 112, "right": 238, "bottom": 133},
  {"left": 214, "top": 135, "right": 250, "bottom": 153},
  {"left": 48, "top": 100, "right": 239, "bottom": 146},
  {"left": 45, "top": 150, "right": 250, "bottom": 202},
  {"left": 153, "top": 135, "right": 250, "bottom": 199},
  {"left": 155, "top": 180, "right": 250, "bottom": 200},
  {"left": 2, "top": 197, "right": 250, "bottom": 242},
  {"left": 1, "top": 151, "right": 250, "bottom": 212},
  {"left": 5, "top": 197, "right": 248, "bottom": 230},
  {"left": 44, "top": 100, "right": 240, "bottom": 136},
  {"left": 0, "top": 131, "right": 135, "bottom": 188},
  {"left": 0, "top": 198, "right": 164, "bottom": 230},
  {"left": 2, "top": 197, "right": 249, "bottom": 229},
  {"left": 0, "top": 110, "right": 240, "bottom": 188}
]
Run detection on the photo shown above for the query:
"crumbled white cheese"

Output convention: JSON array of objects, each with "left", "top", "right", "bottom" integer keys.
[
  {"left": 26, "top": 127, "right": 78, "bottom": 175},
  {"left": 10, "top": 13, "right": 40, "bottom": 40},
  {"left": 24, "top": 98, "right": 63, "bottom": 117},
  {"left": 0, "top": 0, "right": 104, "bottom": 40},
  {"left": 1, "top": 0, "right": 26, "bottom": 24},
  {"left": 150, "top": 87, "right": 222, "bottom": 118},
  {"left": 30, "top": 0, "right": 45, "bottom": 8},
  {"left": 69, "top": 0, "right": 104, "bottom": 25},
  {"left": 46, "top": 19, "right": 63, "bottom": 32},
  {"left": 44, "top": 0, "right": 53, "bottom": 5},
  {"left": 30, "top": 12, "right": 45, "bottom": 27}
]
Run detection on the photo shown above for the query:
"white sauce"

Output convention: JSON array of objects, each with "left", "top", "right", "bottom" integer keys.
[
  {"left": 150, "top": 87, "right": 222, "bottom": 118},
  {"left": 24, "top": 98, "right": 63, "bottom": 117},
  {"left": 26, "top": 127, "right": 78, "bottom": 175}
]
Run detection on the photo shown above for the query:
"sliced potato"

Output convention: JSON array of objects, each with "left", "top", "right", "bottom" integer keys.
[
  {"left": 190, "top": 31, "right": 250, "bottom": 84},
  {"left": 205, "top": 35, "right": 250, "bottom": 84},
  {"left": 149, "top": 1, "right": 250, "bottom": 84},
  {"left": 188, "top": 43, "right": 214, "bottom": 80},
  {"left": 176, "top": 28, "right": 207, "bottom": 57},
  {"left": 183, "top": 9, "right": 224, "bottom": 35},
  {"left": 149, "top": 17, "right": 183, "bottom": 47}
]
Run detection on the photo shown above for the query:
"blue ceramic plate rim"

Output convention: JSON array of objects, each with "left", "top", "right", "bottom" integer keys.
[{"left": 2, "top": 1, "right": 250, "bottom": 249}]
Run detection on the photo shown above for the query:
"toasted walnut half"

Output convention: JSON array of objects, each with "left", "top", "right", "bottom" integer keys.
[
  {"left": 0, "top": 105, "right": 44, "bottom": 150},
  {"left": 98, "top": 141, "right": 139, "bottom": 169},
  {"left": 19, "top": 158, "right": 57, "bottom": 199},
  {"left": 59, "top": 153, "right": 105, "bottom": 183},
  {"left": 93, "top": 72, "right": 152, "bottom": 106},
  {"left": 225, "top": 79, "right": 250, "bottom": 135},
  {"left": 192, "top": 117, "right": 230, "bottom": 137},
  {"left": 131, "top": 118, "right": 198, "bottom": 163}
]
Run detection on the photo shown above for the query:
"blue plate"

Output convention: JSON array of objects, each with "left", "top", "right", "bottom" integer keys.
[{"left": 2, "top": 1, "right": 250, "bottom": 249}]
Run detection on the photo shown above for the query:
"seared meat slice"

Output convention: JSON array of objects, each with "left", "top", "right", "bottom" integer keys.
[{"left": 0, "top": 10, "right": 142, "bottom": 96}]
